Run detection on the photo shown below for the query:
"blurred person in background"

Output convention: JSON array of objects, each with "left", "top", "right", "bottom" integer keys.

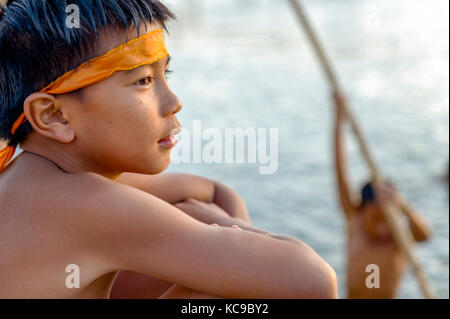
[{"left": 333, "top": 93, "right": 433, "bottom": 299}]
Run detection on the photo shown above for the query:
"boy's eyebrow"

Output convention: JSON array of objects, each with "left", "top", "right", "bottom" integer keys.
[{"left": 122, "top": 55, "right": 172, "bottom": 77}]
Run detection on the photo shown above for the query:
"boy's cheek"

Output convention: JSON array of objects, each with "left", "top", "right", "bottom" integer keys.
[{"left": 74, "top": 89, "right": 167, "bottom": 171}]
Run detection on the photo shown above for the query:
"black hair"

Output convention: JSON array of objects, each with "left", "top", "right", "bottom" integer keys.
[
  {"left": 361, "top": 182, "right": 375, "bottom": 207},
  {"left": 0, "top": 0, "right": 175, "bottom": 146}
]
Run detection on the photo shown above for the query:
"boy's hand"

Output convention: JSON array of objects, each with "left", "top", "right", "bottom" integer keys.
[{"left": 174, "top": 199, "right": 232, "bottom": 225}]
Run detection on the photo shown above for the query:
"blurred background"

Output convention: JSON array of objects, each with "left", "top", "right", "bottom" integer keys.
[{"left": 164, "top": 0, "right": 449, "bottom": 298}]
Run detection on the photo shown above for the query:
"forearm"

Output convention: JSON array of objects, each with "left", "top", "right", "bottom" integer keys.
[
  {"left": 119, "top": 173, "right": 252, "bottom": 223},
  {"left": 215, "top": 215, "right": 302, "bottom": 245},
  {"left": 215, "top": 216, "right": 337, "bottom": 298}
]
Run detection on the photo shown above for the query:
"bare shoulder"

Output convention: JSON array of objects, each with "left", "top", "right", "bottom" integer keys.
[
  {"left": 0, "top": 156, "right": 123, "bottom": 297},
  {"left": 0, "top": 153, "right": 199, "bottom": 260},
  {"left": 0, "top": 154, "right": 116, "bottom": 221},
  {"left": 0, "top": 153, "right": 128, "bottom": 267}
]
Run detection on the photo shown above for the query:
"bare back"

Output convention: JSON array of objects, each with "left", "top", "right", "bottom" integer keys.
[{"left": 0, "top": 153, "right": 117, "bottom": 298}]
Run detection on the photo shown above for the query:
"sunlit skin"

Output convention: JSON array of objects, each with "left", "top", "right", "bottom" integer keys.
[
  {"left": 0, "top": 22, "right": 337, "bottom": 299},
  {"left": 334, "top": 93, "right": 433, "bottom": 299},
  {"left": 20, "top": 23, "right": 181, "bottom": 178}
]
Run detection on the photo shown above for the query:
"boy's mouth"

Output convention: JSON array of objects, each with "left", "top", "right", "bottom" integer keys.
[{"left": 158, "top": 127, "right": 181, "bottom": 149}]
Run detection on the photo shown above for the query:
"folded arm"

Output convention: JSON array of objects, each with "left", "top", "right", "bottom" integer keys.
[
  {"left": 74, "top": 173, "right": 337, "bottom": 299},
  {"left": 116, "top": 172, "right": 251, "bottom": 224}
]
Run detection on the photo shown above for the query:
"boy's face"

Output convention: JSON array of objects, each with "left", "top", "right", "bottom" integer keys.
[{"left": 59, "top": 23, "right": 182, "bottom": 175}]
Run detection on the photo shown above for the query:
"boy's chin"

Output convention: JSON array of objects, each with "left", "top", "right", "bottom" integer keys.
[
  {"left": 122, "top": 149, "right": 172, "bottom": 175},
  {"left": 139, "top": 156, "right": 171, "bottom": 175}
]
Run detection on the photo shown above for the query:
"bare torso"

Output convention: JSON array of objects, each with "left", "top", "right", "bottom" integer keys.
[
  {"left": 0, "top": 153, "right": 118, "bottom": 298},
  {"left": 346, "top": 206, "right": 407, "bottom": 298}
]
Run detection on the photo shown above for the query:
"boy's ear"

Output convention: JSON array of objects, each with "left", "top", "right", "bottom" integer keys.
[{"left": 23, "top": 92, "right": 76, "bottom": 144}]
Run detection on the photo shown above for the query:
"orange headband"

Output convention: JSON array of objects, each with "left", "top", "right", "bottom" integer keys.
[{"left": 0, "top": 29, "right": 169, "bottom": 172}]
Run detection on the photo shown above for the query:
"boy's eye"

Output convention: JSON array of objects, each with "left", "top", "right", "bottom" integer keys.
[
  {"left": 134, "top": 70, "right": 173, "bottom": 86},
  {"left": 135, "top": 76, "right": 153, "bottom": 86}
]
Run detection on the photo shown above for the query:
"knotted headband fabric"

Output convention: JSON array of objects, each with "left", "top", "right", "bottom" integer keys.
[{"left": 0, "top": 29, "right": 169, "bottom": 172}]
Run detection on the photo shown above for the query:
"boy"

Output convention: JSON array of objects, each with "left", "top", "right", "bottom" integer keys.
[
  {"left": 333, "top": 93, "right": 432, "bottom": 298},
  {"left": 0, "top": 0, "right": 337, "bottom": 299}
]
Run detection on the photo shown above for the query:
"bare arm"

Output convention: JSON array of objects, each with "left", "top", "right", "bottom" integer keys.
[
  {"left": 365, "top": 183, "right": 433, "bottom": 243},
  {"left": 398, "top": 198, "right": 433, "bottom": 242},
  {"left": 112, "top": 174, "right": 250, "bottom": 298},
  {"left": 75, "top": 174, "right": 337, "bottom": 299},
  {"left": 334, "top": 93, "right": 358, "bottom": 218},
  {"left": 116, "top": 173, "right": 251, "bottom": 223},
  {"left": 174, "top": 199, "right": 302, "bottom": 244}
]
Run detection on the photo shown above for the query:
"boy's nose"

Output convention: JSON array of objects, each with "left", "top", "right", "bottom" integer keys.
[{"left": 161, "top": 88, "right": 183, "bottom": 118}]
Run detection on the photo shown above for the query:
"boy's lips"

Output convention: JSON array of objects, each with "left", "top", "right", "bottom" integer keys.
[{"left": 158, "top": 127, "right": 181, "bottom": 149}]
